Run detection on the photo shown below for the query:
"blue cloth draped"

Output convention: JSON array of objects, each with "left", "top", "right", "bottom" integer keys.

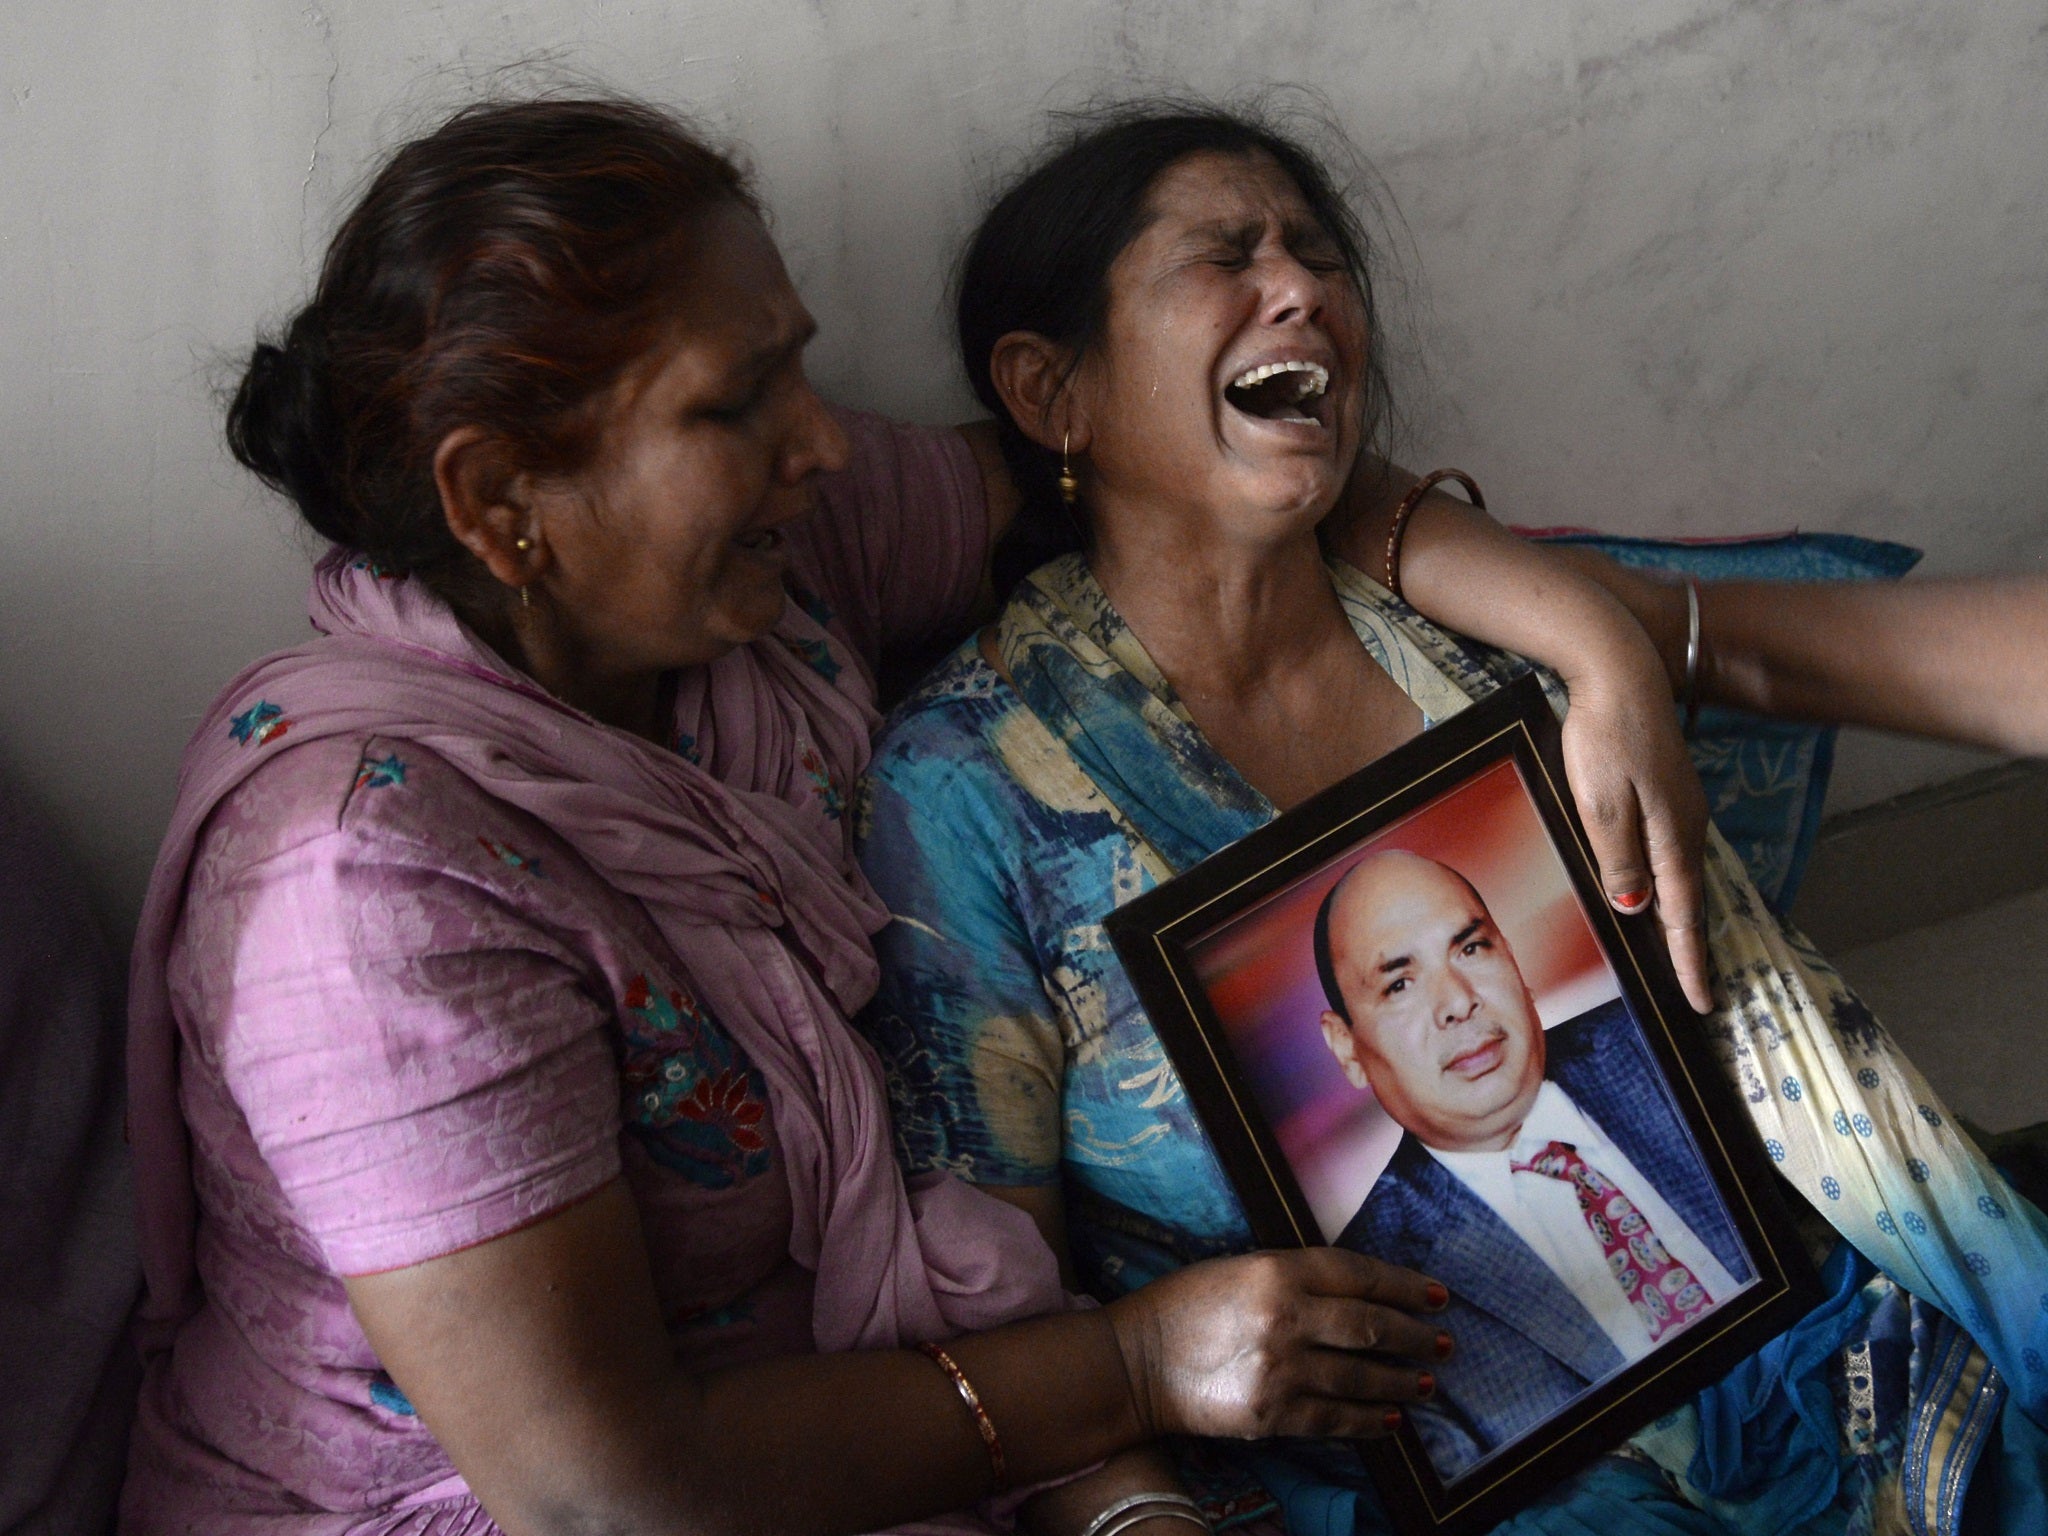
[{"left": 856, "top": 555, "right": 2046, "bottom": 1534}]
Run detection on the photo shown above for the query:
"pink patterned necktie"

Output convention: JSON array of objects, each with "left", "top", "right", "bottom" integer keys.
[{"left": 1511, "top": 1138, "right": 1712, "bottom": 1341}]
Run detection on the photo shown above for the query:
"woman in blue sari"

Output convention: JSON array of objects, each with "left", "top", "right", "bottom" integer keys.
[{"left": 856, "top": 105, "right": 2046, "bottom": 1535}]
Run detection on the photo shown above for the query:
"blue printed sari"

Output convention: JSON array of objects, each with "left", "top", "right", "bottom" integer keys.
[{"left": 856, "top": 554, "right": 2047, "bottom": 1535}]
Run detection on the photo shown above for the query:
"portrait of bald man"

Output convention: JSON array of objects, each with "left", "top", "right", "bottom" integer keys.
[{"left": 1312, "top": 849, "right": 1751, "bottom": 1482}]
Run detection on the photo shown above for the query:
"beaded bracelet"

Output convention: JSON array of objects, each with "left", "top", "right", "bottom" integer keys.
[
  {"left": 1384, "top": 468, "right": 1487, "bottom": 601},
  {"left": 1079, "top": 1492, "right": 1212, "bottom": 1536},
  {"left": 917, "top": 1341, "right": 1008, "bottom": 1491}
]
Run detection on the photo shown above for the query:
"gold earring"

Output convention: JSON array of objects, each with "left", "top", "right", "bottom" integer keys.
[
  {"left": 513, "top": 537, "right": 536, "bottom": 608},
  {"left": 1057, "top": 432, "right": 1079, "bottom": 506}
]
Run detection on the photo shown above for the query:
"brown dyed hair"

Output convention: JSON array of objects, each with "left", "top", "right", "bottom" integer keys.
[{"left": 226, "top": 96, "right": 756, "bottom": 601}]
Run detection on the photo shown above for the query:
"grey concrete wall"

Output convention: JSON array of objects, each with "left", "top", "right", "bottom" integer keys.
[{"left": 4, "top": 0, "right": 2044, "bottom": 930}]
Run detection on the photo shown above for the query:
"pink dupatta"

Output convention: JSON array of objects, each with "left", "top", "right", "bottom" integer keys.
[{"left": 127, "top": 551, "right": 1063, "bottom": 1359}]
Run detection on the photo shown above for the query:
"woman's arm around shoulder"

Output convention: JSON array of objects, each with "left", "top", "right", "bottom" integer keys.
[
  {"left": 959, "top": 419, "right": 1026, "bottom": 602},
  {"left": 790, "top": 409, "right": 1019, "bottom": 671},
  {"left": 1325, "top": 463, "right": 1715, "bottom": 1012}
]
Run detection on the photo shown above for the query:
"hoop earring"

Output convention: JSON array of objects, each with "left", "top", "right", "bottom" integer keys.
[{"left": 1057, "top": 432, "right": 1079, "bottom": 507}]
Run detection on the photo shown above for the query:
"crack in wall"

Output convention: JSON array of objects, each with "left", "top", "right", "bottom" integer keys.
[{"left": 299, "top": 2, "right": 339, "bottom": 266}]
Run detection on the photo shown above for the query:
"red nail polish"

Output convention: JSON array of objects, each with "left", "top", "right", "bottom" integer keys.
[
  {"left": 1383, "top": 1407, "right": 1404, "bottom": 1433},
  {"left": 1435, "top": 1331, "right": 1454, "bottom": 1360},
  {"left": 1425, "top": 1282, "right": 1450, "bottom": 1309},
  {"left": 1612, "top": 887, "right": 1653, "bottom": 914},
  {"left": 1416, "top": 1372, "right": 1435, "bottom": 1399}
]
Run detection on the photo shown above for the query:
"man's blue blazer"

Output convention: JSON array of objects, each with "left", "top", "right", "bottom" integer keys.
[{"left": 1335, "top": 999, "right": 1752, "bottom": 1481}]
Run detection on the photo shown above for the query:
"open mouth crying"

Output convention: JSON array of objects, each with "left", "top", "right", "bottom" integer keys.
[{"left": 1223, "top": 359, "right": 1330, "bottom": 427}]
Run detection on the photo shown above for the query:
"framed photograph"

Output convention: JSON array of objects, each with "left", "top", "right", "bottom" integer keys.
[{"left": 1105, "top": 674, "right": 1820, "bottom": 1536}]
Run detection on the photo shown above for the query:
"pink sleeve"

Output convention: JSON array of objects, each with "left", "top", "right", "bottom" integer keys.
[
  {"left": 185, "top": 824, "right": 622, "bottom": 1277},
  {"left": 784, "top": 406, "right": 991, "bottom": 671}
]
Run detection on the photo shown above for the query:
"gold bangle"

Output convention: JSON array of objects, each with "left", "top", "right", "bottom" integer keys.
[
  {"left": 918, "top": 1341, "right": 1008, "bottom": 1491},
  {"left": 1385, "top": 468, "right": 1486, "bottom": 601}
]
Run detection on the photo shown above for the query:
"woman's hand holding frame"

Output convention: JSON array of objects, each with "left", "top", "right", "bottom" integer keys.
[{"left": 1106, "top": 675, "right": 1817, "bottom": 1536}]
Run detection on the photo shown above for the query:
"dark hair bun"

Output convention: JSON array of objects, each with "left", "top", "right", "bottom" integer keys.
[
  {"left": 224, "top": 96, "right": 751, "bottom": 594},
  {"left": 226, "top": 323, "right": 349, "bottom": 546}
]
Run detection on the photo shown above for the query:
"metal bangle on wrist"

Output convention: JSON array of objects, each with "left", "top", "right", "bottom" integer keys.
[
  {"left": 1682, "top": 577, "right": 1703, "bottom": 740},
  {"left": 1094, "top": 1512, "right": 1209, "bottom": 1536},
  {"left": 1078, "top": 1491, "right": 1212, "bottom": 1536}
]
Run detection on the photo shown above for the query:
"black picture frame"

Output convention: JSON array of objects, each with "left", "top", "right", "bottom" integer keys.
[{"left": 1104, "top": 673, "right": 1820, "bottom": 1536}]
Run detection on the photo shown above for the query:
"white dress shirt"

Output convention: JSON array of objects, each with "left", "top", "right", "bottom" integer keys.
[{"left": 1426, "top": 1082, "right": 1743, "bottom": 1360}]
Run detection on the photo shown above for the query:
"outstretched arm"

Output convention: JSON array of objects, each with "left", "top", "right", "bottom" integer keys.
[
  {"left": 1326, "top": 465, "right": 1715, "bottom": 1013},
  {"left": 1549, "top": 556, "right": 2048, "bottom": 757}
]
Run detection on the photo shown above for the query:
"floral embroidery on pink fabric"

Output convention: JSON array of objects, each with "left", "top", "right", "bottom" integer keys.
[
  {"left": 680, "top": 1070, "right": 769, "bottom": 1152},
  {"left": 797, "top": 744, "right": 845, "bottom": 820},
  {"left": 476, "top": 835, "right": 542, "bottom": 877},
  {"left": 783, "top": 634, "right": 843, "bottom": 685},
  {"left": 228, "top": 701, "right": 291, "bottom": 747},
  {"left": 786, "top": 577, "right": 836, "bottom": 631},
  {"left": 352, "top": 752, "right": 407, "bottom": 791},
  {"left": 620, "top": 974, "right": 772, "bottom": 1188}
]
